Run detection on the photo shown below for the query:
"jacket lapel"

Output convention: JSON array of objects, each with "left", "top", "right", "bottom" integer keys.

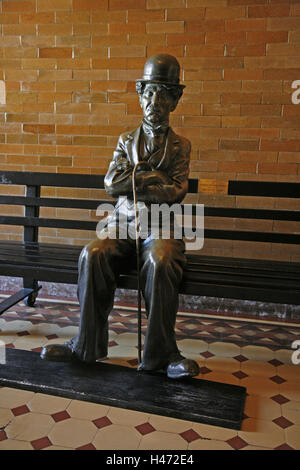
[
  {"left": 124, "top": 127, "right": 141, "bottom": 166},
  {"left": 125, "top": 125, "right": 180, "bottom": 169}
]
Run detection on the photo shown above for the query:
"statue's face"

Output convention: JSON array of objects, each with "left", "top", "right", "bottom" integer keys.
[{"left": 140, "top": 83, "right": 176, "bottom": 124}]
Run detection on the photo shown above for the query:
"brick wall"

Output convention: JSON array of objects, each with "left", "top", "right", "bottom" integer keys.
[{"left": 0, "top": 0, "right": 299, "bottom": 259}]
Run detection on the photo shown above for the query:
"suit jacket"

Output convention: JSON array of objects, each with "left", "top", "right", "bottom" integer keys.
[{"left": 104, "top": 125, "right": 191, "bottom": 210}]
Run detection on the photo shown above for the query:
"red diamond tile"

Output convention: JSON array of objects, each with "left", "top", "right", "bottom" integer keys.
[
  {"left": 108, "top": 340, "right": 118, "bottom": 347},
  {"left": 127, "top": 358, "right": 139, "bottom": 366},
  {"left": 180, "top": 429, "right": 200, "bottom": 443},
  {"left": 31, "top": 347, "right": 43, "bottom": 353},
  {"left": 17, "top": 331, "right": 30, "bottom": 337},
  {"left": 233, "top": 354, "right": 248, "bottom": 363},
  {"left": 272, "top": 416, "right": 294, "bottom": 429},
  {"left": 232, "top": 370, "right": 248, "bottom": 379},
  {"left": 269, "top": 359, "right": 283, "bottom": 367},
  {"left": 46, "top": 334, "right": 58, "bottom": 340},
  {"left": 275, "top": 443, "right": 294, "bottom": 450},
  {"left": 201, "top": 351, "right": 214, "bottom": 359},
  {"left": 135, "top": 422, "right": 156, "bottom": 436},
  {"left": 227, "top": 436, "right": 248, "bottom": 450},
  {"left": 0, "top": 430, "right": 7, "bottom": 441},
  {"left": 271, "top": 394, "right": 290, "bottom": 405},
  {"left": 11, "top": 404, "right": 30, "bottom": 417},
  {"left": 31, "top": 436, "right": 52, "bottom": 450},
  {"left": 269, "top": 375, "right": 286, "bottom": 384},
  {"left": 93, "top": 416, "right": 112, "bottom": 429},
  {"left": 76, "top": 443, "right": 97, "bottom": 450},
  {"left": 199, "top": 366, "right": 212, "bottom": 375},
  {"left": 51, "top": 410, "right": 71, "bottom": 422}
]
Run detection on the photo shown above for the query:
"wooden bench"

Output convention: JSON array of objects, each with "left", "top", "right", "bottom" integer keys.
[{"left": 0, "top": 170, "right": 299, "bottom": 316}]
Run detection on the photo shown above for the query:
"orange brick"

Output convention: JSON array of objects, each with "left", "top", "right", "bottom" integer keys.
[
  {"left": 3, "top": 24, "right": 36, "bottom": 35},
  {"left": 239, "top": 151, "right": 277, "bottom": 162},
  {"left": 205, "top": 6, "right": 246, "bottom": 19},
  {"left": 186, "top": 20, "right": 225, "bottom": 32},
  {"left": 241, "top": 105, "right": 281, "bottom": 116},
  {"left": 146, "top": 21, "right": 184, "bottom": 34},
  {"left": 245, "top": 56, "right": 300, "bottom": 69},
  {"left": 167, "top": 33, "right": 205, "bottom": 45},
  {"left": 248, "top": 5, "right": 290, "bottom": 18},
  {"left": 110, "top": 0, "right": 146, "bottom": 9},
  {"left": 2, "top": 1, "right": 35, "bottom": 12},
  {"left": 129, "top": 33, "right": 165, "bottom": 46},
  {"left": 220, "top": 139, "right": 259, "bottom": 151},
  {"left": 23, "top": 124, "right": 55, "bottom": 134},
  {"left": 283, "top": 105, "right": 300, "bottom": 117},
  {"left": 239, "top": 128, "right": 279, "bottom": 139},
  {"left": 261, "top": 140, "right": 300, "bottom": 152},
  {"left": 20, "top": 13, "right": 55, "bottom": 23},
  {"left": 37, "top": 0, "right": 72, "bottom": 10},
  {"left": 128, "top": 9, "right": 164, "bottom": 22},
  {"left": 224, "top": 69, "right": 263, "bottom": 80},
  {"left": 228, "top": 0, "right": 268, "bottom": 4},
  {"left": 267, "top": 43, "right": 300, "bottom": 56},
  {"left": 279, "top": 152, "right": 300, "bottom": 164},
  {"left": 110, "top": 46, "right": 146, "bottom": 58},
  {"left": 226, "top": 44, "right": 266, "bottom": 56},
  {"left": 55, "top": 12, "right": 90, "bottom": 23},
  {"left": 225, "top": 18, "right": 266, "bottom": 31},
  {"left": 56, "top": 59, "right": 90, "bottom": 69},
  {"left": 110, "top": 23, "right": 145, "bottom": 35},
  {"left": 289, "top": 31, "right": 300, "bottom": 43},
  {"left": 73, "top": 0, "right": 108, "bottom": 9},
  {"left": 268, "top": 18, "right": 300, "bottom": 31},
  {"left": 0, "top": 13, "right": 19, "bottom": 24},
  {"left": 258, "top": 163, "right": 298, "bottom": 175},
  {"left": 219, "top": 161, "right": 256, "bottom": 173},
  {"left": 93, "top": 34, "right": 126, "bottom": 47},
  {"left": 203, "top": 104, "right": 240, "bottom": 116},
  {"left": 222, "top": 116, "right": 261, "bottom": 128},
  {"left": 38, "top": 24, "right": 73, "bottom": 35},
  {"left": 166, "top": 8, "right": 205, "bottom": 20},
  {"left": 147, "top": 46, "right": 184, "bottom": 57},
  {"left": 186, "top": 45, "right": 224, "bottom": 57},
  {"left": 263, "top": 69, "right": 300, "bottom": 80},
  {"left": 39, "top": 48, "right": 72, "bottom": 58},
  {"left": 247, "top": 31, "right": 288, "bottom": 44},
  {"left": 147, "top": 0, "right": 185, "bottom": 7},
  {"left": 56, "top": 125, "right": 89, "bottom": 135},
  {"left": 91, "top": 10, "right": 126, "bottom": 23},
  {"left": 206, "top": 32, "right": 246, "bottom": 44}
]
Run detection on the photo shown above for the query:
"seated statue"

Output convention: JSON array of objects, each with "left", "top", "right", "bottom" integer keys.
[{"left": 41, "top": 54, "right": 200, "bottom": 380}]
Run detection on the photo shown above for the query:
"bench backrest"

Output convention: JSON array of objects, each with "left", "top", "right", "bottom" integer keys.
[{"left": 0, "top": 171, "right": 299, "bottom": 247}]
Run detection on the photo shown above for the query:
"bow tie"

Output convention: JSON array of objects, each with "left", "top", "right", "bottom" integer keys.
[{"left": 142, "top": 119, "right": 169, "bottom": 138}]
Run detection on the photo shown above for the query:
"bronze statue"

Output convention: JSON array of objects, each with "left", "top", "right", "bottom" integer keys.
[{"left": 41, "top": 54, "right": 200, "bottom": 380}]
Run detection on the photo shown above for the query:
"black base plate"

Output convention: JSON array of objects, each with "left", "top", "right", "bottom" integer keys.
[{"left": 0, "top": 349, "right": 246, "bottom": 430}]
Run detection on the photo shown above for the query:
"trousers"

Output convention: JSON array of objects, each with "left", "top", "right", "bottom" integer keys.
[{"left": 68, "top": 232, "right": 186, "bottom": 370}]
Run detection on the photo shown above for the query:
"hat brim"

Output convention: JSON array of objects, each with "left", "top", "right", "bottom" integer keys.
[{"left": 136, "top": 78, "right": 185, "bottom": 89}]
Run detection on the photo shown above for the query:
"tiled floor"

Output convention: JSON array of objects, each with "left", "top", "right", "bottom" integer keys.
[{"left": 0, "top": 295, "right": 300, "bottom": 450}]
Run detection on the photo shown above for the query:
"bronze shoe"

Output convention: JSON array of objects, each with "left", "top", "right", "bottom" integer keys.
[
  {"left": 40, "top": 343, "right": 74, "bottom": 362},
  {"left": 167, "top": 358, "right": 200, "bottom": 379}
]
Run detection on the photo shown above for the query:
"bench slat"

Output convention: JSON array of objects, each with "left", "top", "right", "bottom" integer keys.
[
  {"left": 228, "top": 180, "right": 300, "bottom": 198},
  {"left": 0, "top": 195, "right": 299, "bottom": 221}
]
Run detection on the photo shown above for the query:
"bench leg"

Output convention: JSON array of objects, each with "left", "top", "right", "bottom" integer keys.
[{"left": 23, "top": 279, "right": 41, "bottom": 307}]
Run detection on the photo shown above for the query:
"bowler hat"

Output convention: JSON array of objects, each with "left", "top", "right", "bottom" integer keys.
[{"left": 136, "top": 54, "right": 185, "bottom": 89}]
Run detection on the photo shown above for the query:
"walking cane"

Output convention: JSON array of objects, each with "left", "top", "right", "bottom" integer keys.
[{"left": 132, "top": 161, "right": 144, "bottom": 366}]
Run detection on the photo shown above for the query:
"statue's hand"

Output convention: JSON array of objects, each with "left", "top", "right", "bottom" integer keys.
[{"left": 135, "top": 169, "right": 170, "bottom": 191}]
